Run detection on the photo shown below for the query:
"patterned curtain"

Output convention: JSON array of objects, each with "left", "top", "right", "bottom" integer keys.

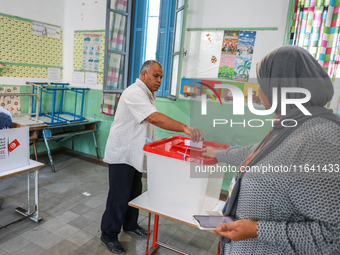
[
  {"left": 290, "top": 0, "right": 340, "bottom": 81},
  {"left": 0, "top": 87, "right": 21, "bottom": 115},
  {"left": 101, "top": 93, "right": 120, "bottom": 116},
  {"left": 106, "top": 0, "right": 128, "bottom": 89}
]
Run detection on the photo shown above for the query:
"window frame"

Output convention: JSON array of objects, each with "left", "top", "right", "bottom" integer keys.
[
  {"left": 103, "top": 0, "right": 132, "bottom": 93},
  {"left": 103, "top": 0, "right": 187, "bottom": 98},
  {"left": 168, "top": 0, "right": 187, "bottom": 100}
]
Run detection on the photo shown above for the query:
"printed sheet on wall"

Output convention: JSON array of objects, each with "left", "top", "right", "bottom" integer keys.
[
  {"left": 82, "top": 34, "right": 101, "bottom": 72},
  {"left": 197, "top": 30, "right": 256, "bottom": 82}
]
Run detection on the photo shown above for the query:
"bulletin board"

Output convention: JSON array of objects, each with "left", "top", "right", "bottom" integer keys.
[
  {"left": 0, "top": 13, "right": 63, "bottom": 78},
  {"left": 73, "top": 30, "right": 105, "bottom": 84}
]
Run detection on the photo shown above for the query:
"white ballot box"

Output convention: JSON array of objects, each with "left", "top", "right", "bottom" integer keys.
[
  {"left": 143, "top": 136, "right": 229, "bottom": 220},
  {"left": 0, "top": 126, "right": 30, "bottom": 172}
]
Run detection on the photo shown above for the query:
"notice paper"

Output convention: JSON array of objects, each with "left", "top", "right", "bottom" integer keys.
[
  {"left": 85, "top": 72, "right": 97, "bottom": 85},
  {"left": 48, "top": 68, "right": 61, "bottom": 79},
  {"left": 73, "top": 71, "right": 85, "bottom": 83}
]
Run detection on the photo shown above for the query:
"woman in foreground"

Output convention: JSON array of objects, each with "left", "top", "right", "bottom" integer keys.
[{"left": 203, "top": 45, "right": 340, "bottom": 254}]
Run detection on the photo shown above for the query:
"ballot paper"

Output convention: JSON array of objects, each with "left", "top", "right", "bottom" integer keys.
[{"left": 184, "top": 139, "right": 203, "bottom": 148}]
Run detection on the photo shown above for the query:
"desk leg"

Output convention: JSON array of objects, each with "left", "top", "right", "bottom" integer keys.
[
  {"left": 15, "top": 170, "right": 42, "bottom": 223},
  {"left": 146, "top": 213, "right": 160, "bottom": 255},
  {"left": 153, "top": 215, "right": 159, "bottom": 248},
  {"left": 92, "top": 131, "right": 100, "bottom": 159},
  {"left": 32, "top": 139, "right": 38, "bottom": 160},
  {"left": 42, "top": 130, "right": 55, "bottom": 173}
]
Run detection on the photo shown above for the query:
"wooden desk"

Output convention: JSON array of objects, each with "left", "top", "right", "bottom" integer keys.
[
  {"left": 0, "top": 160, "right": 45, "bottom": 230},
  {"left": 15, "top": 120, "right": 100, "bottom": 172},
  {"left": 129, "top": 192, "right": 222, "bottom": 255}
]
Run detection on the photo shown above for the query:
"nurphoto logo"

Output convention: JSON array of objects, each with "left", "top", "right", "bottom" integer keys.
[{"left": 200, "top": 84, "right": 311, "bottom": 128}]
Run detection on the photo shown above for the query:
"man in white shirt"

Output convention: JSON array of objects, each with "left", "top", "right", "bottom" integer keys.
[{"left": 100, "top": 60, "right": 203, "bottom": 254}]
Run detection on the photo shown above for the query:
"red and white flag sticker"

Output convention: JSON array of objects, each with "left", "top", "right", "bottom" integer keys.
[{"left": 8, "top": 139, "right": 20, "bottom": 152}]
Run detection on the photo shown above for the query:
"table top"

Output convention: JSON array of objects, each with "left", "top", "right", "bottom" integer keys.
[
  {"left": 12, "top": 116, "right": 99, "bottom": 131},
  {"left": 0, "top": 160, "right": 45, "bottom": 178},
  {"left": 129, "top": 191, "right": 225, "bottom": 231}
]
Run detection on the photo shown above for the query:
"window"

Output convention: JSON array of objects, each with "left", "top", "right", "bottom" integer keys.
[
  {"left": 103, "top": 0, "right": 131, "bottom": 93},
  {"left": 103, "top": 0, "right": 187, "bottom": 99}
]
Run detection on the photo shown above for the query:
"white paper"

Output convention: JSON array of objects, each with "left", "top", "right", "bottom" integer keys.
[
  {"left": 85, "top": 72, "right": 98, "bottom": 85},
  {"left": 32, "top": 21, "right": 61, "bottom": 39},
  {"left": 197, "top": 31, "right": 224, "bottom": 78},
  {"left": 73, "top": 71, "right": 85, "bottom": 83},
  {"left": 48, "top": 68, "right": 61, "bottom": 79},
  {"left": 185, "top": 139, "right": 203, "bottom": 148}
]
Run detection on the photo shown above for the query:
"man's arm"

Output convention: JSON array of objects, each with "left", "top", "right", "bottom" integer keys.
[{"left": 146, "top": 112, "right": 203, "bottom": 142}]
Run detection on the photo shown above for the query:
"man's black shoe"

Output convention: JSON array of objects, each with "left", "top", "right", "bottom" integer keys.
[
  {"left": 124, "top": 226, "right": 148, "bottom": 237},
  {"left": 101, "top": 235, "right": 125, "bottom": 254}
]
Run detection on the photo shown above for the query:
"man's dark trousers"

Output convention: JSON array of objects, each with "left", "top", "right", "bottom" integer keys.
[{"left": 101, "top": 163, "right": 142, "bottom": 242}]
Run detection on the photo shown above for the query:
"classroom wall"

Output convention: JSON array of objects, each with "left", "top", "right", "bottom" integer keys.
[
  {"left": 0, "top": 0, "right": 292, "bottom": 189},
  {"left": 0, "top": 0, "right": 66, "bottom": 86},
  {"left": 63, "top": 0, "right": 106, "bottom": 87},
  {"left": 183, "top": 0, "right": 290, "bottom": 78}
]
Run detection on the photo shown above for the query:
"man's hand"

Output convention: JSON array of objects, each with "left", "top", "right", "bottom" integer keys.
[
  {"left": 183, "top": 126, "right": 204, "bottom": 143},
  {"left": 214, "top": 220, "right": 258, "bottom": 241},
  {"left": 201, "top": 146, "right": 219, "bottom": 158}
]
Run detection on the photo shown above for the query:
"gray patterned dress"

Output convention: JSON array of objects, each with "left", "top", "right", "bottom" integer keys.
[{"left": 216, "top": 117, "right": 340, "bottom": 255}]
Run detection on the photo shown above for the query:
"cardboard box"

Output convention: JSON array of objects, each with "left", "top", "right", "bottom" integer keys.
[{"left": 0, "top": 125, "right": 30, "bottom": 172}]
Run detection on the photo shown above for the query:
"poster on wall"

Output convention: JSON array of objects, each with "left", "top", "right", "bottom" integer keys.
[
  {"left": 218, "top": 31, "right": 256, "bottom": 82},
  {"left": 82, "top": 34, "right": 101, "bottom": 72},
  {"left": 32, "top": 22, "right": 61, "bottom": 39},
  {"left": 218, "top": 31, "right": 239, "bottom": 80},
  {"left": 233, "top": 31, "right": 256, "bottom": 82},
  {"left": 197, "top": 31, "right": 224, "bottom": 78}
]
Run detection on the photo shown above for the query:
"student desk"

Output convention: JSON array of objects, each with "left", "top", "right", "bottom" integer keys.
[
  {"left": 27, "top": 120, "right": 100, "bottom": 172},
  {"left": 129, "top": 191, "right": 222, "bottom": 255},
  {"left": 0, "top": 160, "right": 45, "bottom": 230}
]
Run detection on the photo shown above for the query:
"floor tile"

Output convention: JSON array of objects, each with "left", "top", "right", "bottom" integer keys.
[
  {"left": 47, "top": 239, "right": 79, "bottom": 255},
  {"left": 33, "top": 232, "right": 64, "bottom": 250},
  {"left": 0, "top": 235, "right": 30, "bottom": 253},
  {"left": 68, "top": 230, "right": 94, "bottom": 246},
  {"left": 0, "top": 154, "right": 221, "bottom": 255}
]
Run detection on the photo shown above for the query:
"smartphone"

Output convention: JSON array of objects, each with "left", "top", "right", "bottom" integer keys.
[{"left": 193, "top": 215, "right": 235, "bottom": 230}]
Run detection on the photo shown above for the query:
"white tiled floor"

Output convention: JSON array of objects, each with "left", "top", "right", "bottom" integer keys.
[{"left": 0, "top": 154, "right": 219, "bottom": 255}]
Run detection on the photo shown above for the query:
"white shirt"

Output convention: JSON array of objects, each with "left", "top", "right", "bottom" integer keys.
[{"left": 103, "top": 79, "right": 157, "bottom": 172}]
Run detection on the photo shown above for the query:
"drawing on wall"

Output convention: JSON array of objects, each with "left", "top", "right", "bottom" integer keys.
[
  {"left": 180, "top": 78, "right": 263, "bottom": 107},
  {"left": 237, "top": 31, "right": 256, "bottom": 57},
  {"left": 218, "top": 55, "right": 236, "bottom": 79},
  {"left": 82, "top": 34, "right": 101, "bottom": 71},
  {"left": 218, "top": 31, "right": 256, "bottom": 82},
  {"left": 197, "top": 31, "right": 224, "bottom": 78},
  {"left": 221, "top": 31, "right": 239, "bottom": 55}
]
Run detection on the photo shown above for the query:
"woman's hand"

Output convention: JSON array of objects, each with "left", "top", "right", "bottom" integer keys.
[
  {"left": 214, "top": 220, "right": 258, "bottom": 241},
  {"left": 201, "top": 146, "right": 219, "bottom": 158}
]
